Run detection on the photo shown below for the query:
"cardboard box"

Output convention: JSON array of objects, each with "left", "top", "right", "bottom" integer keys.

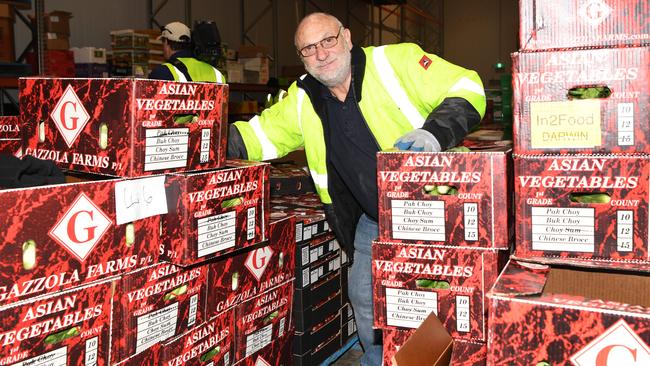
[
  {"left": 341, "top": 317, "right": 357, "bottom": 345},
  {"left": 205, "top": 215, "right": 295, "bottom": 318},
  {"left": 270, "top": 193, "right": 330, "bottom": 243},
  {"left": 114, "top": 343, "right": 162, "bottom": 365},
  {"left": 293, "top": 312, "right": 341, "bottom": 354},
  {"left": 112, "top": 50, "right": 149, "bottom": 67},
  {"left": 0, "top": 175, "right": 162, "bottom": 306},
  {"left": 293, "top": 289, "right": 341, "bottom": 332},
  {"left": 237, "top": 332, "right": 293, "bottom": 366},
  {"left": 45, "top": 33, "right": 70, "bottom": 50},
  {"left": 26, "top": 49, "right": 75, "bottom": 77},
  {"left": 111, "top": 262, "right": 207, "bottom": 363},
  {"left": 0, "top": 116, "right": 20, "bottom": 155},
  {"left": 293, "top": 330, "right": 341, "bottom": 366},
  {"left": 514, "top": 154, "right": 650, "bottom": 267},
  {"left": 234, "top": 280, "right": 293, "bottom": 362},
  {"left": 294, "top": 269, "right": 340, "bottom": 310},
  {"left": 110, "top": 30, "right": 149, "bottom": 49},
  {"left": 519, "top": 0, "right": 650, "bottom": 51},
  {"left": 225, "top": 60, "right": 243, "bottom": 83},
  {"left": 373, "top": 241, "right": 507, "bottom": 341},
  {"left": 163, "top": 160, "right": 270, "bottom": 266},
  {"left": 377, "top": 150, "right": 512, "bottom": 248},
  {"left": 270, "top": 162, "right": 315, "bottom": 196},
  {"left": 71, "top": 47, "right": 107, "bottom": 64},
  {"left": 43, "top": 10, "right": 72, "bottom": 35},
  {"left": 20, "top": 78, "right": 229, "bottom": 177},
  {"left": 0, "top": 11, "right": 14, "bottom": 62},
  {"left": 161, "top": 309, "right": 234, "bottom": 366},
  {"left": 237, "top": 45, "right": 269, "bottom": 59},
  {"left": 383, "top": 326, "right": 487, "bottom": 366},
  {"left": 296, "top": 249, "right": 341, "bottom": 289},
  {"left": 0, "top": 279, "right": 112, "bottom": 366},
  {"left": 297, "top": 232, "right": 338, "bottom": 269},
  {"left": 513, "top": 47, "right": 650, "bottom": 154},
  {"left": 488, "top": 259, "right": 650, "bottom": 365}
]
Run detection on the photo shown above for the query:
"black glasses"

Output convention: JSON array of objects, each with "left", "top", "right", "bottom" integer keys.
[{"left": 298, "top": 27, "right": 343, "bottom": 57}]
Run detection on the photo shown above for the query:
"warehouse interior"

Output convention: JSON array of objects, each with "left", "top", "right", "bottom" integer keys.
[{"left": 1, "top": 0, "right": 647, "bottom": 365}]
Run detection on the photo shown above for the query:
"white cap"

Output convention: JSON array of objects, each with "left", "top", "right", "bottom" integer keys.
[{"left": 158, "top": 21, "right": 191, "bottom": 42}]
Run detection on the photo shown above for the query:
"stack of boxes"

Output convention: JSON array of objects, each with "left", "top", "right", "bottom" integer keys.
[
  {"left": 487, "top": 1, "right": 650, "bottom": 364},
  {"left": 109, "top": 30, "right": 150, "bottom": 77},
  {"left": 373, "top": 146, "right": 512, "bottom": 365},
  {"left": 1, "top": 76, "right": 298, "bottom": 365},
  {"left": 238, "top": 46, "right": 270, "bottom": 85},
  {"left": 26, "top": 10, "right": 75, "bottom": 77},
  {"left": 269, "top": 191, "right": 358, "bottom": 365},
  {"left": 71, "top": 47, "right": 108, "bottom": 77}
]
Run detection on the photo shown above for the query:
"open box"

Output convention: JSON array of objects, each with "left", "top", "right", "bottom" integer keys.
[{"left": 488, "top": 260, "right": 650, "bottom": 365}]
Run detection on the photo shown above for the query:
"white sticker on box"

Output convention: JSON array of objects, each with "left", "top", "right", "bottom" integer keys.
[
  {"left": 197, "top": 211, "right": 237, "bottom": 257},
  {"left": 12, "top": 346, "right": 67, "bottom": 366},
  {"left": 385, "top": 288, "right": 437, "bottom": 329},
  {"left": 85, "top": 336, "right": 99, "bottom": 366},
  {"left": 301, "top": 246, "right": 309, "bottom": 266},
  {"left": 245, "top": 323, "right": 273, "bottom": 358},
  {"left": 136, "top": 302, "right": 179, "bottom": 354},
  {"left": 144, "top": 128, "right": 189, "bottom": 171},
  {"left": 324, "top": 221, "right": 329, "bottom": 231},
  {"left": 310, "top": 268, "right": 319, "bottom": 285},
  {"left": 303, "top": 226, "right": 312, "bottom": 240},
  {"left": 246, "top": 207, "right": 256, "bottom": 240},
  {"left": 200, "top": 128, "right": 211, "bottom": 163},
  {"left": 617, "top": 210, "right": 634, "bottom": 252},
  {"left": 115, "top": 175, "right": 168, "bottom": 225},
  {"left": 463, "top": 203, "right": 479, "bottom": 242},
  {"left": 188, "top": 294, "right": 199, "bottom": 327},
  {"left": 312, "top": 225, "right": 318, "bottom": 236},
  {"left": 310, "top": 248, "right": 319, "bottom": 264},
  {"left": 617, "top": 103, "right": 634, "bottom": 146},
  {"left": 223, "top": 352, "right": 230, "bottom": 366},
  {"left": 531, "top": 207, "right": 595, "bottom": 252},
  {"left": 456, "top": 295, "right": 470, "bottom": 333},
  {"left": 302, "top": 268, "right": 310, "bottom": 287},
  {"left": 391, "top": 200, "right": 445, "bottom": 241},
  {"left": 296, "top": 223, "right": 303, "bottom": 242},
  {"left": 279, "top": 317, "right": 286, "bottom": 336}
]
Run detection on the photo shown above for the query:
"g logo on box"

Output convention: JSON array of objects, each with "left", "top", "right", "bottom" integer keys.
[
  {"left": 578, "top": 0, "right": 612, "bottom": 27},
  {"left": 571, "top": 319, "right": 650, "bottom": 366},
  {"left": 245, "top": 247, "right": 273, "bottom": 281},
  {"left": 50, "top": 85, "right": 91, "bottom": 147},
  {"left": 49, "top": 192, "right": 112, "bottom": 261}
]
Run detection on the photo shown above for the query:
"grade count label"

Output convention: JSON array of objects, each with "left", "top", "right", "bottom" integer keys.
[{"left": 531, "top": 206, "right": 595, "bottom": 252}]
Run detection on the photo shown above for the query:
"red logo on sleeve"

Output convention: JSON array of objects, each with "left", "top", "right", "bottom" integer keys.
[{"left": 419, "top": 55, "right": 432, "bottom": 70}]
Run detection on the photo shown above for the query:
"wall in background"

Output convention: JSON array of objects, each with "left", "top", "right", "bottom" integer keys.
[
  {"left": 443, "top": 0, "right": 518, "bottom": 86},
  {"left": 12, "top": 0, "right": 517, "bottom": 85}
]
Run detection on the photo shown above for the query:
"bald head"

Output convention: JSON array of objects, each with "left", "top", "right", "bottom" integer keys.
[{"left": 294, "top": 13, "right": 343, "bottom": 48}]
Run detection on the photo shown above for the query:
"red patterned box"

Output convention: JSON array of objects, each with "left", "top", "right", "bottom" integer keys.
[
  {"left": 519, "top": 0, "right": 650, "bottom": 51},
  {"left": 20, "top": 78, "right": 228, "bottom": 177},
  {"left": 163, "top": 160, "right": 270, "bottom": 266},
  {"left": 515, "top": 155, "right": 650, "bottom": 266},
  {"left": 488, "top": 259, "right": 650, "bottom": 365},
  {"left": 205, "top": 216, "right": 296, "bottom": 318},
  {"left": 0, "top": 279, "right": 112, "bottom": 365},
  {"left": 237, "top": 332, "right": 293, "bottom": 366},
  {"left": 513, "top": 47, "right": 650, "bottom": 155},
  {"left": 0, "top": 176, "right": 161, "bottom": 307},
  {"left": 383, "top": 328, "right": 487, "bottom": 366},
  {"left": 161, "top": 309, "right": 234, "bottom": 366},
  {"left": 111, "top": 262, "right": 207, "bottom": 363},
  {"left": 372, "top": 241, "right": 507, "bottom": 341},
  {"left": 234, "top": 280, "right": 293, "bottom": 362},
  {"left": 0, "top": 116, "right": 21, "bottom": 156},
  {"left": 377, "top": 150, "right": 512, "bottom": 249}
]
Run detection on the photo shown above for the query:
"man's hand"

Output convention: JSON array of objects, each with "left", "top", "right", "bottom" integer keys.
[{"left": 393, "top": 129, "right": 441, "bottom": 152}]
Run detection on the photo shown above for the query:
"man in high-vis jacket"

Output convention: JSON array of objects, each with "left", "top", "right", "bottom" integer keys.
[
  {"left": 228, "top": 13, "right": 485, "bottom": 364},
  {"left": 149, "top": 21, "right": 225, "bottom": 83}
]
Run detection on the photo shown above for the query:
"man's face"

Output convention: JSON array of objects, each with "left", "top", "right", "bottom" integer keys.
[{"left": 296, "top": 20, "right": 352, "bottom": 88}]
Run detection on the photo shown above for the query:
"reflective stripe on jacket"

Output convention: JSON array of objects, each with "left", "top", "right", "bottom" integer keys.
[
  {"left": 164, "top": 57, "right": 225, "bottom": 83},
  {"left": 233, "top": 43, "right": 485, "bottom": 204}
]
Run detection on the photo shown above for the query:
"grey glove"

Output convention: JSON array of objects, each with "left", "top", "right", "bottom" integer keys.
[{"left": 394, "top": 129, "right": 441, "bottom": 152}]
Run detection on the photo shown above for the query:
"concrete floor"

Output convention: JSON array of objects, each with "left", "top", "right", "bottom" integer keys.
[{"left": 331, "top": 343, "right": 363, "bottom": 365}]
